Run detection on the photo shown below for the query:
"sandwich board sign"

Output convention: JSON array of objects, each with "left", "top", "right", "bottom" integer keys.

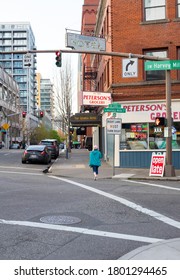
[{"left": 149, "top": 152, "right": 165, "bottom": 177}]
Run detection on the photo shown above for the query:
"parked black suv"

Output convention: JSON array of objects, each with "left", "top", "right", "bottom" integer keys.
[{"left": 39, "top": 139, "right": 59, "bottom": 159}]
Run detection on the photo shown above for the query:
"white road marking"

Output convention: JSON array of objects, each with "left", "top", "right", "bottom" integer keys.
[
  {"left": 0, "top": 165, "right": 43, "bottom": 171},
  {"left": 49, "top": 175, "right": 180, "bottom": 230},
  {"left": 114, "top": 174, "right": 134, "bottom": 178},
  {"left": 0, "top": 171, "right": 179, "bottom": 243},
  {"left": 0, "top": 170, "right": 43, "bottom": 176},
  {"left": 123, "top": 179, "right": 180, "bottom": 192},
  {"left": 0, "top": 219, "right": 162, "bottom": 243}
]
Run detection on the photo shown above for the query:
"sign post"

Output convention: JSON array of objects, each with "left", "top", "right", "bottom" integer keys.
[
  {"left": 104, "top": 103, "right": 126, "bottom": 176},
  {"left": 106, "top": 118, "right": 122, "bottom": 176}
]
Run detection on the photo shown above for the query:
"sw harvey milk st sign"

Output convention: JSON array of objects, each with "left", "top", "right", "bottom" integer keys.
[{"left": 145, "top": 60, "right": 180, "bottom": 71}]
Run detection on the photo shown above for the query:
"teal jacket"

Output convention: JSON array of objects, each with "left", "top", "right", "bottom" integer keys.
[{"left": 89, "top": 150, "right": 102, "bottom": 167}]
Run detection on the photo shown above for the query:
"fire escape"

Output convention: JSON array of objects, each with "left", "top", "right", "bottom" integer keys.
[
  {"left": 84, "top": 66, "right": 97, "bottom": 91},
  {"left": 82, "top": 66, "right": 98, "bottom": 113}
]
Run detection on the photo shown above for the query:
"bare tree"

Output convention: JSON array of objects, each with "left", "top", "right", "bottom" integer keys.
[{"left": 54, "top": 59, "right": 73, "bottom": 151}]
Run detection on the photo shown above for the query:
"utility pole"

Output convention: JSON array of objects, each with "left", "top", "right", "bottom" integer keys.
[{"left": 164, "top": 70, "right": 175, "bottom": 176}]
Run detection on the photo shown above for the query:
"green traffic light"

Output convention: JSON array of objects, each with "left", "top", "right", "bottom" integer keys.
[{"left": 56, "top": 61, "right": 62, "bottom": 67}]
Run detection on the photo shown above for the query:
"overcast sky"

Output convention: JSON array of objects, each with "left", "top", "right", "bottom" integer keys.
[{"left": 1, "top": 0, "right": 84, "bottom": 80}]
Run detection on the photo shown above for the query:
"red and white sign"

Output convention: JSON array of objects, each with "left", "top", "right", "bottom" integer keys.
[
  {"left": 120, "top": 100, "right": 180, "bottom": 123},
  {"left": 83, "top": 91, "right": 112, "bottom": 106},
  {"left": 149, "top": 153, "right": 165, "bottom": 177}
]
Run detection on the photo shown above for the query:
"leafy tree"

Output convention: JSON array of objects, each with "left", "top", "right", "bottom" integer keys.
[{"left": 30, "top": 124, "right": 62, "bottom": 144}]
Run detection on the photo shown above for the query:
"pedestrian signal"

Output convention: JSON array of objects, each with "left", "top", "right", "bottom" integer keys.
[{"left": 155, "top": 117, "right": 165, "bottom": 126}]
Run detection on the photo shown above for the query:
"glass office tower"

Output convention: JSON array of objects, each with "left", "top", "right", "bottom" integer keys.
[{"left": 0, "top": 22, "right": 37, "bottom": 115}]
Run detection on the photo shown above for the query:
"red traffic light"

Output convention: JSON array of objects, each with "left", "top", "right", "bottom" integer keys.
[
  {"left": 22, "top": 111, "right": 26, "bottom": 118},
  {"left": 55, "top": 51, "right": 62, "bottom": 67},
  {"left": 40, "top": 111, "right": 44, "bottom": 118}
]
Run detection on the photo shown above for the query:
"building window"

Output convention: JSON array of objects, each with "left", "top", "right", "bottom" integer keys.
[
  {"left": 178, "top": 0, "right": 180, "bottom": 17},
  {"left": 120, "top": 122, "right": 180, "bottom": 150},
  {"left": 144, "top": 50, "right": 167, "bottom": 81},
  {"left": 120, "top": 123, "right": 148, "bottom": 150},
  {"left": 144, "top": 0, "right": 166, "bottom": 21}
]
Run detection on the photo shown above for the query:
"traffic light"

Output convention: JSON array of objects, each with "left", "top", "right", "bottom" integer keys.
[
  {"left": 155, "top": 117, "right": 165, "bottom": 126},
  {"left": 22, "top": 111, "right": 26, "bottom": 118},
  {"left": 40, "top": 111, "right": 44, "bottom": 118},
  {"left": 55, "top": 51, "right": 62, "bottom": 67}
]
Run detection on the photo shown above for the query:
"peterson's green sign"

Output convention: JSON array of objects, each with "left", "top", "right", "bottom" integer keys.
[{"left": 145, "top": 60, "right": 180, "bottom": 71}]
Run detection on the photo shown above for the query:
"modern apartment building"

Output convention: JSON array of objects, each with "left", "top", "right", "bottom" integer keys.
[
  {"left": 36, "top": 74, "right": 54, "bottom": 130},
  {"left": 40, "top": 78, "right": 54, "bottom": 116},
  {"left": 0, "top": 65, "right": 21, "bottom": 147},
  {"left": 80, "top": 0, "right": 180, "bottom": 169},
  {"left": 0, "top": 22, "right": 37, "bottom": 115}
]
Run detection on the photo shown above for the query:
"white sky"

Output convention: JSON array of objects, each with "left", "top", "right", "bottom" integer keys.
[{"left": 1, "top": 0, "right": 84, "bottom": 79}]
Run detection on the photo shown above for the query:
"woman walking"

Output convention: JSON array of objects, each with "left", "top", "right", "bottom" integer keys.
[{"left": 89, "top": 145, "right": 102, "bottom": 180}]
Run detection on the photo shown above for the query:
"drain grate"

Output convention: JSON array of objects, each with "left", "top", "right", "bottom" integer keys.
[{"left": 40, "top": 215, "right": 81, "bottom": 225}]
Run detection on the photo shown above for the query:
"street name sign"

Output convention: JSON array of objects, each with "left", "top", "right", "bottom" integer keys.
[
  {"left": 106, "top": 118, "right": 122, "bottom": 135},
  {"left": 104, "top": 107, "right": 126, "bottom": 113},
  {"left": 104, "top": 102, "right": 126, "bottom": 113},
  {"left": 145, "top": 60, "right": 180, "bottom": 71}
]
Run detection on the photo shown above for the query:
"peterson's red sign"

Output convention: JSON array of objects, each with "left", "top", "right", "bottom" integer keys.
[
  {"left": 149, "top": 153, "right": 165, "bottom": 177},
  {"left": 83, "top": 91, "right": 112, "bottom": 106}
]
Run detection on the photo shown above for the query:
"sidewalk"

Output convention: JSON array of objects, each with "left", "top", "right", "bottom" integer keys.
[
  {"left": 49, "top": 149, "right": 180, "bottom": 259},
  {"left": 49, "top": 148, "right": 180, "bottom": 181}
]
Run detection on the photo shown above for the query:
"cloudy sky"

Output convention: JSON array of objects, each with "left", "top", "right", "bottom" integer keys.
[{"left": 1, "top": 0, "right": 84, "bottom": 80}]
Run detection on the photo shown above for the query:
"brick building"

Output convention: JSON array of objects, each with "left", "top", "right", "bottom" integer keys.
[{"left": 80, "top": 0, "right": 180, "bottom": 169}]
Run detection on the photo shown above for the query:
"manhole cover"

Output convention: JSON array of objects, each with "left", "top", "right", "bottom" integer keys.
[{"left": 40, "top": 215, "right": 81, "bottom": 225}]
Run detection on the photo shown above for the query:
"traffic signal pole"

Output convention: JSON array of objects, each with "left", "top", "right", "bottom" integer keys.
[{"left": 164, "top": 70, "right": 175, "bottom": 177}]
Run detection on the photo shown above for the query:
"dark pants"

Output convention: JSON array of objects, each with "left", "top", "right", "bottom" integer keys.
[{"left": 92, "top": 165, "right": 99, "bottom": 175}]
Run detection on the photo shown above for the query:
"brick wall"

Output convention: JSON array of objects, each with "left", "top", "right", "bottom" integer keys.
[{"left": 109, "top": 0, "right": 180, "bottom": 101}]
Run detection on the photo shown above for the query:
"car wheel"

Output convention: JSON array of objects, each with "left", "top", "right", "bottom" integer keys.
[{"left": 22, "top": 160, "right": 26, "bottom": 164}]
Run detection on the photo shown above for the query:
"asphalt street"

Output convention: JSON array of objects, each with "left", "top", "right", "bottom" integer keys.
[{"left": 0, "top": 148, "right": 180, "bottom": 260}]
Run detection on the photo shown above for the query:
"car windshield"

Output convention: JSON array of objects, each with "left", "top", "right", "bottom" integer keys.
[
  {"left": 27, "top": 145, "right": 45, "bottom": 151},
  {"left": 41, "top": 141, "right": 54, "bottom": 146}
]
